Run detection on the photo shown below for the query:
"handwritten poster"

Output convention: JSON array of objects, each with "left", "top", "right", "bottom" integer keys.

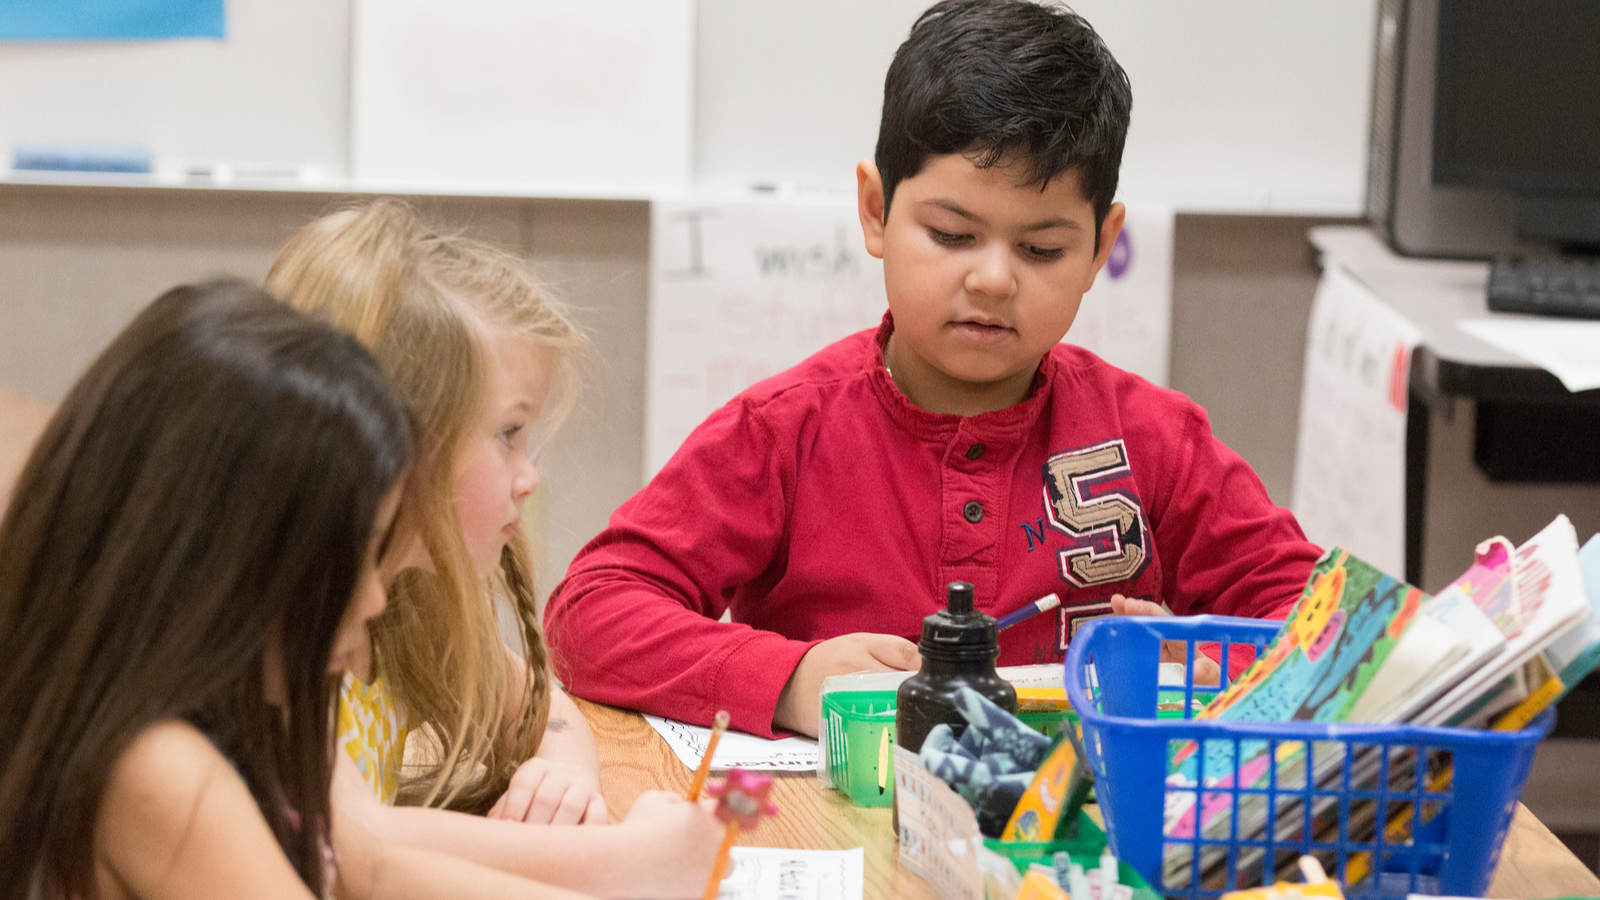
[
  {"left": 1290, "top": 265, "right": 1421, "bottom": 577},
  {"left": 646, "top": 196, "right": 1175, "bottom": 477},
  {"left": 353, "top": 0, "right": 692, "bottom": 189},
  {"left": 1068, "top": 203, "right": 1175, "bottom": 387},
  {"left": 646, "top": 195, "right": 887, "bottom": 476}
]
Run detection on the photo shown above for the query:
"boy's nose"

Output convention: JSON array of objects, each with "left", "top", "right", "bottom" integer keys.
[{"left": 965, "top": 244, "right": 1017, "bottom": 298}]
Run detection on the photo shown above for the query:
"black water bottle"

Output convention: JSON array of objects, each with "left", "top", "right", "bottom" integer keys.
[{"left": 895, "top": 581, "right": 1018, "bottom": 755}]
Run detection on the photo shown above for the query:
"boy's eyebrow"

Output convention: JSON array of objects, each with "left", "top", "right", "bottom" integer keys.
[{"left": 922, "top": 199, "right": 1083, "bottom": 232}]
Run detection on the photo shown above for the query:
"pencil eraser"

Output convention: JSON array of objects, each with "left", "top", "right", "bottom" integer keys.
[{"left": 13, "top": 144, "right": 152, "bottom": 174}]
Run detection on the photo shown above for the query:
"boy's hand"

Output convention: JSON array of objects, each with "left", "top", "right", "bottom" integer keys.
[
  {"left": 774, "top": 633, "right": 921, "bottom": 737},
  {"left": 1108, "top": 594, "right": 1222, "bottom": 686},
  {"left": 487, "top": 757, "right": 607, "bottom": 826}
]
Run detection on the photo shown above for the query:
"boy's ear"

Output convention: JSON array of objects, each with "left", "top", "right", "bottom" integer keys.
[
  {"left": 1084, "top": 201, "right": 1128, "bottom": 292},
  {"left": 857, "top": 160, "right": 887, "bottom": 260}
]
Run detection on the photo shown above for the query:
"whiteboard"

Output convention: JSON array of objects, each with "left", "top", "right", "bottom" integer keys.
[
  {"left": 352, "top": 0, "right": 693, "bottom": 191},
  {"left": 2, "top": 0, "right": 1377, "bottom": 212},
  {"left": 645, "top": 195, "right": 1175, "bottom": 477},
  {"left": 0, "top": 0, "right": 348, "bottom": 174},
  {"left": 694, "top": 0, "right": 1378, "bottom": 213}
]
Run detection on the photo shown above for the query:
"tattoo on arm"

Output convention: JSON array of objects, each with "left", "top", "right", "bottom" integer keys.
[{"left": 546, "top": 717, "right": 570, "bottom": 733}]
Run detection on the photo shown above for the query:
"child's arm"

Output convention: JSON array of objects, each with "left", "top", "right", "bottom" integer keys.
[
  {"left": 544, "top": 401, "right": 833, "bottom": 739},
  {"left": 335, "top": 812, "right": 598, "bottom": 900},
  {"left": 485, "top": 646, "right": 606, "bottom": 825},
  {"left": 338, "top": 778, "right": 724, "bottom": 900},
  {"left": 94, "top": 720, "right": 320, "bottom": 900}
]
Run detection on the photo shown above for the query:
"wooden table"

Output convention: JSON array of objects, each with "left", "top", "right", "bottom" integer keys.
[{"left": 577, "top": 698, "right": 1600, "bottom": 900}]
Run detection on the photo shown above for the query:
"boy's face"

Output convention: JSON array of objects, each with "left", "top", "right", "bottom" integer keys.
[{"left": 858, "top": 152, "right": 1124, "bottom": 416}]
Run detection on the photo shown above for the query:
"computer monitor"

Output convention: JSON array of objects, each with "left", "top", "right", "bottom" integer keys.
[{"left": 1368, "top": 0, "right": 1600, "bottom": 258}]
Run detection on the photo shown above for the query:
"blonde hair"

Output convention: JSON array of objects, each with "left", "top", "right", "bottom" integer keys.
[{"left": 265, "top": 199, "right": 588, "bottom": 811}]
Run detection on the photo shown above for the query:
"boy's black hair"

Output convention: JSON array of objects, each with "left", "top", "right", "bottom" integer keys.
[{"left": 875, "top": 0, "right": 1132, "bottom": 245}]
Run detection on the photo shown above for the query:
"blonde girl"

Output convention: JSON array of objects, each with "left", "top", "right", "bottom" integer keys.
[{"left": 266, "top": 201, "right": 720, "bottom": 898}]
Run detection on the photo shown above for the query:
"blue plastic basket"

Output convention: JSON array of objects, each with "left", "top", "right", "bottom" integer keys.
[{"left": 1064, "top": 615, "right": 1552, "bottom": 900}]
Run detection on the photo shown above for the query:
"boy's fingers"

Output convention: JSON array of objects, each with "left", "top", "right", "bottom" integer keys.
[
  {"left": 583, "top": 794, "right": 609, "bottom": 825},
  {"left": 866, "top": 635, "right": 921, "bottom": 671}
]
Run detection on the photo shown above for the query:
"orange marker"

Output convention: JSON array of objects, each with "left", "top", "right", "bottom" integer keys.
[{"left": 687, "top": 710, "right": 731, "bottom": 801}]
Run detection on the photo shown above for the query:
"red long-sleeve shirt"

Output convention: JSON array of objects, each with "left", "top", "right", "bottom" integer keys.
[{"left": 546, "top": 317, "right": 1319, "bottom": 737}]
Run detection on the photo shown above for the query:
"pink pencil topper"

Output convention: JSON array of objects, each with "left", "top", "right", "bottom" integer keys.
[{"left": 707, "top": 768, "right": 778, "bottom": 831}]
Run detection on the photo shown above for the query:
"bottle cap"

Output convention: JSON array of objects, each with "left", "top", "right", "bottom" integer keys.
[{"left": 918, "top": 580, "right": 999, "bottom": 659}]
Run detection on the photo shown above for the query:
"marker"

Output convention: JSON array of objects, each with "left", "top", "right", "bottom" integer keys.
[{"left": 997, "top": 593, "right": 1062, "bottom": 631}]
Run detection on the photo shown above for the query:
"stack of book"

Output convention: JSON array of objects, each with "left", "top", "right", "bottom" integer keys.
[{"left": 1161, "top": 514, "right": 1600, "bottom": 888}]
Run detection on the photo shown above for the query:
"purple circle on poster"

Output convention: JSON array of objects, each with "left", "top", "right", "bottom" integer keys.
[{"left": 1106, "top": 228, "right": 1133, "bottom": 279}]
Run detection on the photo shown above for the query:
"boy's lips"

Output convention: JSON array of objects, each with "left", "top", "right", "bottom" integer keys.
[{"left": 949, "top": 319, "right": 1013, "bottom": 342}]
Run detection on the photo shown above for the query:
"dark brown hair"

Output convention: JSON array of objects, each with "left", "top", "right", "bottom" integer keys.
[
  {"left": 876, "top": 0, "right": 1132, "bottom": 248},
  {"left": 0, "top": 281, "right": 414, "bottom": 897}
]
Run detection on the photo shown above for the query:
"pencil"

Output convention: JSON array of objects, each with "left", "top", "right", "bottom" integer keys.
[
  {"left": 687, "top": 710, "right": 730, "bottom": 801},
  {"left": 996, "top": 593, "right": 1062, "bottom": 631}
]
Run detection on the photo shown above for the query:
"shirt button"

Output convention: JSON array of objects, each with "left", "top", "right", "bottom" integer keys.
[
  {"left": 963, "top": 501, "right": 983, "bottom": 523},
  {"left": 966, "top": 443, "right": 986, "bottom": 461}
]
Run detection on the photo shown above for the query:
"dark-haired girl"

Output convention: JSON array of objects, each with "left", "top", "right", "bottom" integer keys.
[{"left": 0, "top": 282, "right": 592, "bottom": 900}]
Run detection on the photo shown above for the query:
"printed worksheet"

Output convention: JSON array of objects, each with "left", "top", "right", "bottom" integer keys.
[
  {"left": 645, "top": 714, "right": 818, "bottom": 772},
  {"left": 718, "top": 847, "right": 864, "bottom": 900}
]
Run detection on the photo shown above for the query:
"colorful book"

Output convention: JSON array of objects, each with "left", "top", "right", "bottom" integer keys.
[
  {"left": 1163, "top": 549, "right": 1429, "bottom": 845},
  {"left": 1346, "top": 552, "right": 1508, "bottom": 723},
  {"left": 1540, "top": 533, "right": 1600, "bottom": 696},
  {"left": 1415, "top": 516, "right": 1590, "bottom": 727},
  {"left": 1199, "top": 548, "right": 1428, "bottom": 725}
]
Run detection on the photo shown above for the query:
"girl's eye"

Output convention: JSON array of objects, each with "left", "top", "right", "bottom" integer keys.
[
  {"left": 499, "top": 424, "right": 524, "bottom": 447},
  {"left": 928, "top": 228, "right": 971, "bottom": 246},
  {"left": 1023, "top": 244, "right": 1066, "bottom": 262}
]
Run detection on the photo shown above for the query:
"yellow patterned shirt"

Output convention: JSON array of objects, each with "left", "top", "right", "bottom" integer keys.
[{"left": 335, "top": 672, "right": 409, "bottom": 804}]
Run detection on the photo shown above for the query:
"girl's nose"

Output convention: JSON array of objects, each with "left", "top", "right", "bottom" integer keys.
[{"left": 513, "top": 455, "right": 539, "bottom": 500}]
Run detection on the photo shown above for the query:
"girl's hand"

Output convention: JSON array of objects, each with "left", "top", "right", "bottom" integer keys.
[
  {"left": 1107, "top": 594, "right": 1222, "bottom": 686},
  {"left": 616, "top": 791, "right": 726, "bottom": 896},
  {"left": 487, "top": 757, "right": 607, "bottom": 826}
]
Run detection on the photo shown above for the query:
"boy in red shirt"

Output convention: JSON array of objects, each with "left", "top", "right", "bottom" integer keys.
[{"left": 546, "top": 0, "right": 1321, "bottom": 737}]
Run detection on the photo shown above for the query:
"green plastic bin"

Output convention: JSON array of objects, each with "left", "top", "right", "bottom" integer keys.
[{"left": 821, "top": 690, "right": 898, "bottom": 807}]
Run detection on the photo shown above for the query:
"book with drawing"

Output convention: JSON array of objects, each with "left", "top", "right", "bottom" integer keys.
[
  {"left": 1162, "top": 518, "right": 1590, "bottom": 888},
  {"left": 1346, "top": 547, "right": 1508, "bottom": 723},
  {"left": 1163, "top": 548, "right": 1431, "bottom": 843},
  {"left": 1415, "top": 515, "right": 1590, "bottom": 727}
]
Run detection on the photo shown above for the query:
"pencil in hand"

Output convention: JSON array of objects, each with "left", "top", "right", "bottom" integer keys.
[{"left": 687, "top": 710, "right": 731, "bottom": 801}]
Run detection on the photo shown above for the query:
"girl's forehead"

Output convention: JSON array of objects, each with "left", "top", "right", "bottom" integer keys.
[{"left": 485, "top": 330, "right": 553, "bottom": 405}]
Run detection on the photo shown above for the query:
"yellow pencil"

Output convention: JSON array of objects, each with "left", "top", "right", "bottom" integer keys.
[{"left": 687, "top": 710, "right": 731, "bottom": 801}]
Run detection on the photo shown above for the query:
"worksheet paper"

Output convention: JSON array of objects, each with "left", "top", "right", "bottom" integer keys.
[
  {"left": 1291, "top": 264, "right": 1421, "bottom": 578},
  {"left": 645, "top": 714, "right": 818, "bottom": 772},
  {"left": 718, "top": 847, "right": 864, "bottom": 900},
  {"left": 1455, "top": 318, "right": 1600, "bottom": 393}
]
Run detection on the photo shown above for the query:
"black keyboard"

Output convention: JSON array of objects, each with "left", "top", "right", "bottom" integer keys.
[{"left": 1487, "top": 255, "right": 1600, "bottom": 319}]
